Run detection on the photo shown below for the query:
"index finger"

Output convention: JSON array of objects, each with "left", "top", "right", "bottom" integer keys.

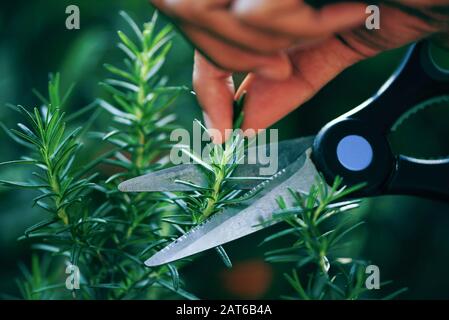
[{"left": 193, "top": 51, "right": 235, "bottom": 144}]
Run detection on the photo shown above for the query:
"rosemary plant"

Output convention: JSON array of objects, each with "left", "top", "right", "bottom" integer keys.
[
  {"left": 1, "top": 12, "right": 196, "bottom": 300},
  {"left": 89, "top": 11, "right": 193, "bottom": 299},
  {"left": 0, "top": 73, "right": 99, "bottom": 298},
  {"left": 1, "top": 11, "right": 400, "bottom": 301},
  {"left": 169, "top": 97, "right": 261, "bottom": 267},
  {"left": 262, "top": 177, "right": 367, "bottom": 299},
  {"left": 264, "top": 177, "right": 405, "bottom": 299}
]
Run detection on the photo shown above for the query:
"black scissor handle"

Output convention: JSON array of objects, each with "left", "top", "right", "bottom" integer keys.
[{"left": 313, "top": 41, "right": 449, "bottom": 200}]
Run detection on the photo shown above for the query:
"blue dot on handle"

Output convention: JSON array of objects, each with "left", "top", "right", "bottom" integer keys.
[{"left": 336, "top": 135, "right": 373, "bottom": 171}]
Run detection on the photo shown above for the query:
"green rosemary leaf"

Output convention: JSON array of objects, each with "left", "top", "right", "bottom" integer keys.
[
  {"left": 180, "top": 148, "right": 214, "bottom": 173},
  {"left": 97, "top": 99, "right": 136, "bottom": 120},
  {"left": 215, "top": 246, "right": 233, "bottom": 268},
  {"left": 328, "top": 221, "right": 365, "bottom": 247},
  {"left": 174, "top": 180, "right": 212, "bottom": 191},
  {"left": 104, "top": 64, "right": 137, "bottom": 83},
  {"left": 151, "top": 86, "right": 189, "bottom": 94},
  {"left": 117, "top": 30, "right": 140, "bottom": 56},
  {"left": 226, "top": 176, "right": 268, "bottom": 182},
  {"left": 102, "top": 130, "right": 122, "bottom": 141},
  {"left": 147, "top": 33, "right": 174, "bottom": 59},
  {"left": 50, "top": 127, "right": 82, "bottom": 160},
  {"left": 65, "top": 101, "right": 98, "bottom": 122},
  {"left": 104, "top": 172, "right": 128, "bottom": 184},
  {"left": 32, "top": 88, "right": 50, "bottom": 106},
  {"left": 0, "top": 180, "right": 48, "bottom": 189},
  {"left": 105, "top": 78, "right": 139, "bottom": 93},
  {"left": 160, "top": 218, "right": 196, "bottom": 226},
  {"left": 35, "top": 201, "right": 56, "bottom": 213},
  {"left": 139, "top": 239, "right": 169, "bottom": 257},
  {"left": 259, "top": 228, "right": 298, "bottom": 247},
  {"left": 31, "top": 244, "right": 61, "bottom": 254},
  {"left": 288, "top": 271, "right": 310, "bottom": 300},
  {"left": 13, "top": 125, "right": 40, "bottom": 146},
  {"left": 99, "top": 82, "right": 129, "bottom": 100},
  {"left": 144, "top": 55, "right": 166, "bottom": 81},
  {"left": 381, "top": 287, "right": 409, "bottom": 300},
  {"left": 46, "top": 112, "right": 65, "bottom": 148},
  {"left": 89, "top": 283, "right": 124, "bottom": 290},
  {"left": 119, "top": 11, "right": 144, "bottom": 41},
  {"left": 118, "top": 43, "right": 137, "bottom": 60},
  {"left": 332, "top": 182, "right": 367, "bottom": 201},
  {"left": 52, "top": 144, "right": 79, "bottom": 173},
  {"left": 0, "top": 123, "right": 33, "bottom": 149},
  {"left": 150, "top": 18, "right": 171, "bottom": 40},
  {"left": 167, "top": 264, "right": 180, "bottom": 290},
  {"left": 32, "top": 283, "right": 66, "bottom": 294},
  {"left": 60, "top": 83, "right": 75, "bottom": 109},
  {"left": 32, "top": 192, "right": 58, "bottom": 205},
  {"left": 0, "top": 159, "right": 37, "bottom": 166},
  {"left": 24, "top": 218, "right": 59, "bottom": 236},
  {"left": 157, "top": 279, "right": 199, "bottom": 300},
  {"left": 48, "top": 73, "right": 61, "bottom": 109},
  {"left": 16, "top": 106, "right": 40, "bottom": 132}
]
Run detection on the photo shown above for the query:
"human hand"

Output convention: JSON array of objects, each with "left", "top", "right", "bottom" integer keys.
[
  {"left": 150, "top": 0, "right": 367, "bottom": 79},
  {"left": 152, "top": 0, "right": 449, "bottom": 143}
]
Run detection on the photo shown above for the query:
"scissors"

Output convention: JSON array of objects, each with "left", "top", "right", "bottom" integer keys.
[{"left": 119, "top": 41, "right": 449, "bottom": 267}]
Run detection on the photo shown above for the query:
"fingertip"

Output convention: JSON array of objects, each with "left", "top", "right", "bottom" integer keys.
[
  {"left": 193, "top": 50, "right": 235, "bottom": 144},
  {"left": 235, "top": 74, "right": 256, "bottom": 100},
  {"left": 202, "top": 112, "right": 231, "bottom": 144},
  {"left": 199, "top": 101, "right": 234, "bottom": 144}
]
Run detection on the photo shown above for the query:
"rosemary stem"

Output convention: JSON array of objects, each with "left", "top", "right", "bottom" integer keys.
[
  {"left": 43, "top": 143, "right": 69, "bottom": 225},
  {"left": 201, "top": 169, "right": 224, "bottom": 221}
]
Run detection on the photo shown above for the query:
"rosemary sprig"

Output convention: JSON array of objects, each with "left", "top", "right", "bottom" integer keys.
[
  {"left": 89, "top": 11, "right": 193, "bottom": 299},
  {"left": 172, "top": 96, "right": 257, "bottom": 266},
  {"left": 179, "top": 122, "right": 246, "bottom": 223},
  {"left": 0, "top": 73, "right": 104, "bottom": 299},
  {"left": 262, "top": 176, "right": 370, "bottom": 299},
  {"left": 264, "top": 177, "right": 405, "bottom": 299},
  {"left": 0, "top": 73, "right": 95, "bottom": 251},
  {"left": 2, "top": 12, "right": 196, "bottom": 300}
]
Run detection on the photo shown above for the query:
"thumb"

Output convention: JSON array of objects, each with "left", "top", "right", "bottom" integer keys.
[{"left": 236, "top": 38, "right": 364, "bottom": 131}]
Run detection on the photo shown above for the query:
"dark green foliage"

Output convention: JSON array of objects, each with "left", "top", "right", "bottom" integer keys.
[
  {"left": 1, "top": 12, "right": 195, "bottom": 300},
  {"left": 90, "top": 11, "right": 190, "bottom": 299},
  {"left": 263, "top": 177, "right": 370, "bottom": 299},
  {"left": 263, "top": 176, "right": 405, "bottom": 299},
  {"left": 0, "top": 74, "right": 98, "bottom": 298},
  {"left": 1, "top": 74, "right": 94, "bottom": 227},
  {"left": 0, "top": 11, "right": 403, "bottom": 301}
]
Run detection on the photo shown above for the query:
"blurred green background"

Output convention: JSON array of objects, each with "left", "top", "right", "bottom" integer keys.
[{"left": 0, "top": 0, "right": 448, "bottom": 299}]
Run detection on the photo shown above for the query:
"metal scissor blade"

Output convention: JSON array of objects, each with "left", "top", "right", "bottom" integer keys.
[
  {"left": 119, "top": 136, "right": 315, "bottom": 192},
  {"left": 118, "top": 164, "right": 207, "bottom": 192},
  {"left": 233, "top": 136, "right": 314, "bottom": 177},
  {"left": 145, "top": 147, "right": 323, "bottom": 267},
  {"left": 117, "top": 163, "right": 262, "bottom": 192}
]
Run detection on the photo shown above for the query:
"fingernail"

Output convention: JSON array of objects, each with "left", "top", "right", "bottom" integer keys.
[{"left": 235, "top": 90, "right": 247, "bottom": 104}]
